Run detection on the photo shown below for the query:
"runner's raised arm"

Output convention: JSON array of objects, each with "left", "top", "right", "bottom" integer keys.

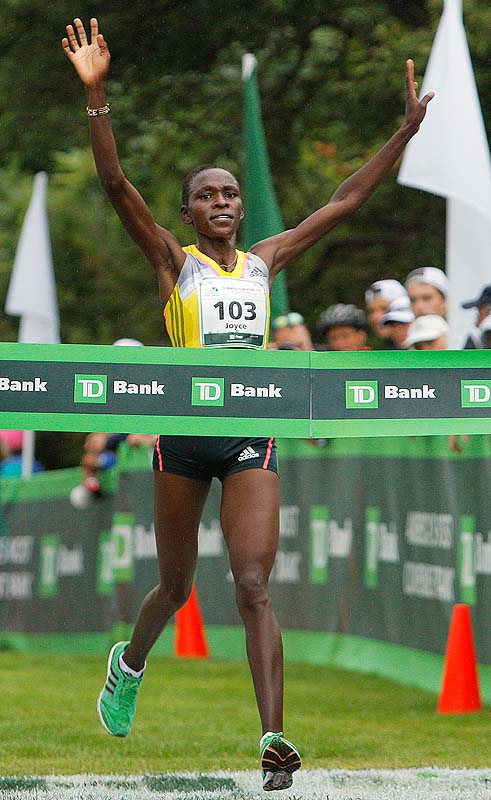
[
  {"left": 252, "top": 59, "right": 434, "bottom": 277},
  {"left": 62, "top": 17, "right": 185, "bottom": 300}
]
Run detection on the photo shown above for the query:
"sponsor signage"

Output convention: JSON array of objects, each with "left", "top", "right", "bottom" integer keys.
[
  {"left": 461, "top": 380, "right": 491, "bottom": 407},
  {"left": 1, "top": 343, "right": 491, "bottom": 437},
  {"left": 74, "top": 374, "right": 108, "bottom": 403},
  {"left": 191, "top": 378, "right": 224, "bottom": 406},
  {"left": 345, "top": 381, "right": 379, "bottom": 409}
]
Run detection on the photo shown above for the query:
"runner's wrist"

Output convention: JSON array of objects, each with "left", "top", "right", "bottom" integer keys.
[{"left": 86, "top": 84, "right": 107, "bottom": 108}]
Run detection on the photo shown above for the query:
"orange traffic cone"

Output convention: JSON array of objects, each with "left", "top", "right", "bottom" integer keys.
[
  {"left": 174, "top": 583, "right": 209, "bottom": 658},
  {"left": 437, "top": 603, "right": 482, "bottom": 713}
]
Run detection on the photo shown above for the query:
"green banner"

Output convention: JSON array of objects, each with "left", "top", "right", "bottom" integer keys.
[
  {"left": 2, "top": 437, "right": 491, "bottom": 672},
  {"left": 309, "top": 505, "right": 329, "bottom": 585},
  {"left": 1, "top": 343, "right": 491, "bottom": 438},
  {"left": 242, "top": 55, "right": 289, "bottom": 317},
  {"left": 365, "top": 507, "right": 380, "bottom": 589},
  {"left": 458, "top": 514, "right": 477, "bottom": 606},
  {"left": 0, "top": 484, "right": 115, "bottom": 633},
  {"left": 38, "top": 535, "right": 60, "bottom": 598}
]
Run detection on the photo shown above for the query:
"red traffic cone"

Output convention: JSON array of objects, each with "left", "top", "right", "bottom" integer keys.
[
  {"left": 174, "top": 583, "right": 209, "bottom": 658},
  {"left": 437, "top": 604, "right": 482, "bottom": 713}
]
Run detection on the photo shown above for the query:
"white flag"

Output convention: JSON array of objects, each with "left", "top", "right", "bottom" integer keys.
[
  {"left": 5, "top": 171, "right": 59, "bottom": 477},
  {"left": 398, "top": 0, "right": 491, "bottom": 348},
  {"left": 5, "top": 171, "right": 60, "bottom": 344}
]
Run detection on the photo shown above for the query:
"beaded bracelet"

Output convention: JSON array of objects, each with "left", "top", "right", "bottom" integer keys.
[{"left": 86, "top": 104, "right": 110, "bottom": 117}]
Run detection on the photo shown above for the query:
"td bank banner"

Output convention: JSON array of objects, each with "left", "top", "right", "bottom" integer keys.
[
  {"left": 2, "top": 438, "right": 491, "bottom": 666},
  {"left": 1, "top": 343, "right": 491, "bottom": 438}
]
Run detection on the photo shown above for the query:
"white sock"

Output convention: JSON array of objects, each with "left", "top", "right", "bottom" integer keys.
[{"left": 119, "top": 653, "right": 145, "bottom": 679}]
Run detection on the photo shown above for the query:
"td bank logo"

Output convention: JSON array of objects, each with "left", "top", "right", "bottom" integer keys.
[
  {"left": 345, "top": 380, "right": 379, "bottom": 409},
  {"left": 74, "top": 374, "right": 108, "bottom": 404},
  {"left": 191, "top": 377, "right": 224, "bottom": 406},
  {"left": 461, "top": 380, "right": 491, "bottom": 407}
]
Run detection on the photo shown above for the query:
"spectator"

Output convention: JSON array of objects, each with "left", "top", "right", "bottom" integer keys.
[
  {"left": 111, "top": 338, "right": 145, "bottom": 347},
  {"left": 270, "top": 312, "right": 313, "bottom": 351},
  {"left": 479, "top": 313, "right": 491, "bottom": 349},
  {"left": 0, "top": 441, "right": 44, "bottom": 477},
  {"left": 70, "top": 432, "right": 156, "bottom": 508},
  {"left": 317, "top": 304, "right": 369, "bottom": 351},
  {"left": 461, "top": 285, "right": 491, "bottom": 349},
  {"left": 0, "top": 429, "right": 45, "bottom": 477},
  {"left": 70, "top": 337, "right": 155, "bottom": 508},
  {"left": 402, "top": 314, "right": 449, "bottom": 350},
  {"left": 365, "top": 279, "right": 407, "bottom": 342},
  {"left": 405, "top": 267, "right": 448, "bottom": 318},
  {"left": 380, "top": 296, "right": 415, "bottom": 349},
  {"left": 450, "top": 302, "right": 491, "bottom": 452},
  {"left": 0, "top": 430, "right": 24, "bottom": 452}
]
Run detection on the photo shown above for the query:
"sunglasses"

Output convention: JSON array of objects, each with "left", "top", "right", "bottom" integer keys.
[{"left": 271, "top": 312, "right": 305, "bottom": 332}]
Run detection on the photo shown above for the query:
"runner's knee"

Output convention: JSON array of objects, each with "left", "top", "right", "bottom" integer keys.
[
  {"left": 235, "top": 568, "right": 270, "bottom": 615},
  {"left": 157, "top": 579, "right": 192, "bottom": 613}
]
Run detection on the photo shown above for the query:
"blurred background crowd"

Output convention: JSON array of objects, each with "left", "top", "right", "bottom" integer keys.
[{"left": 270, "top": 270, "right": 491, "bottom": 354}]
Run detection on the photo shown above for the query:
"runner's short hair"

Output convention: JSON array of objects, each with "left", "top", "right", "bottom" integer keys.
[{"left": 181, "top": 164, "right": 240, "bottom": 205}]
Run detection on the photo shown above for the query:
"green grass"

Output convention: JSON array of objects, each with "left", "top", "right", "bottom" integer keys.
[{"left": 1, "top": 653, "right": 490, "bottom": 775}]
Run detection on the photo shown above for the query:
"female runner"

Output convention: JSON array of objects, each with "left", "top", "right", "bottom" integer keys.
[{"left": 62, "top": 17, "right": 433, "bottom": 791}]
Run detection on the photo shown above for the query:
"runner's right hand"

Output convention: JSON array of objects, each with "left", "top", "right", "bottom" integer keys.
[{"left": 62, "top": 17, "right": 110, "bottom": 87}]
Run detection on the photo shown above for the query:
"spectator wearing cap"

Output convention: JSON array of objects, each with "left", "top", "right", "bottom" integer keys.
[
  {"left": 402, "top": 315, "right": 449, "bottom": 350},
  {"left": 461, "top": 285, "right": 491, "bottom": 349},
  {"left": 365, "top": 279, "right": 407, "bottom": 342},
  {"left": 405, "top": 267, "right": 448, "bottom": 319},
  {"left": 479, "top": 314, "right": 491, "bottom": 349},
  {"left": 380, "top": 296, "right": 415, "bottom": 349},
  {"left": 318, "top": 304, "right": 369, "bottom": 351},
  {"left": 270, "top": 311, "right": 313, "bottom": 351}
]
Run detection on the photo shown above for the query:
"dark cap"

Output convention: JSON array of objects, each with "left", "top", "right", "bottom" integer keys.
[{"left": 461, "top": 285, "right": 491, "bottom": 309}]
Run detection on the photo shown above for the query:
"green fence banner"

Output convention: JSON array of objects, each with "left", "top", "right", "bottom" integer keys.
[
  {"left": 3, "top": 436, "right": 491, "bottom": 678},
  {"left": 38, "top": 534, "right": 60, "bottom": 598},
  {"left": 459, "top": 514, "right": 477, "bottom": 606},
  {"left": 365, "top": 507, "right": 380, "bottom": 589},
  {"left": 309, "top": 505, "right": 330, "bottom": 585}
]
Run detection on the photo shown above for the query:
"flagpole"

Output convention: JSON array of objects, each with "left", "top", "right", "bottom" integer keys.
[{"left": 21, "top": 430, "right": 35, "bottom": 478}]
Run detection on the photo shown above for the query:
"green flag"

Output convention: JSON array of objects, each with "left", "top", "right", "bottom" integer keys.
[{"left": 242, "top": 54, "right": 289, "bottom": 318}]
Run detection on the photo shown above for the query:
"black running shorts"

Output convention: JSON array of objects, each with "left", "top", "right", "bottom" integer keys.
[{"left": 153, "top": 435, "right": 278, "bottom": 482}]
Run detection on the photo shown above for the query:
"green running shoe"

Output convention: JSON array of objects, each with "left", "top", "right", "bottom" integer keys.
[
  {"left": 260, "top": 731, "right": 302, "bottom": 791},
  {"left": 97, "top": 641, "right": 143, "bottom": 737}
]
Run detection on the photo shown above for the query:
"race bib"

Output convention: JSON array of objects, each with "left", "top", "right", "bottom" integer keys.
[{"left": 199, "top": 277, "right": 269, "bottom": 348}]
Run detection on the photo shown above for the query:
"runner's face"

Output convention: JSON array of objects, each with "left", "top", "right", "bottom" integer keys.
[{"left": 181, "top": 169, "right": 244, "bottom": 237}]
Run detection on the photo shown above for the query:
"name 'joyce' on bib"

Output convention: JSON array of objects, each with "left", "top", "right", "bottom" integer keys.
[{"left": 198, "top": 276, "right": 269, "bottom": 348}]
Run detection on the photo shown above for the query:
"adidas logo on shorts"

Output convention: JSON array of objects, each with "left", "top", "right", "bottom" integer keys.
[{"left": 238, "top": 446, "right": 260, "bottom": 462}]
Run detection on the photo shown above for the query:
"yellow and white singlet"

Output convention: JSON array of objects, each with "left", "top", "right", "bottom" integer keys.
[{"left": 164, "top": 245, "right": 271, "bottom": 349}]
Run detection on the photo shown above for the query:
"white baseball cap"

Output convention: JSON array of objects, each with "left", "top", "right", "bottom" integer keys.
[
  {"left": 402, "top": 315, "right": 450, "bottom": 348},
  {"left": 365, "top": 279, "right": 407, "bottom": 305},
  {"left": 405, "top": 267, "right": 449, "bottom": 297},
  {"left": 381, "top": 296, "right": 415, "bottom": 325},
  {"left": 112, "top": 338, "right": 144, "bottom": 347}
]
